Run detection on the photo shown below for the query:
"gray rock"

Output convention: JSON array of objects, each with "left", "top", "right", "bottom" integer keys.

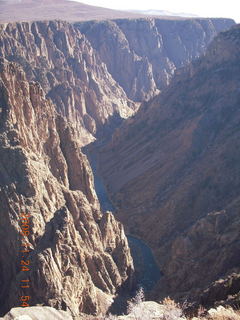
[{"left": 2, "top": 306, "right": 73, "bottom": 320}]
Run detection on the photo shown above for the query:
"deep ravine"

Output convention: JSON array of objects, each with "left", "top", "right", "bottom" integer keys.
[{"left": 84, "top": 149, "right": 162, "bottom": 295}]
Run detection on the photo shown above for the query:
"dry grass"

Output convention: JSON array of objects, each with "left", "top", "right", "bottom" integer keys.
[
  {"left": 204, "top": 306, "right": 240, "bottom": 320},
  {"left": 160, "top": 297, "right": 184, "bottom": 320},
  {"left": 100, "top": 295, "right": 240, "bottom": 320}
]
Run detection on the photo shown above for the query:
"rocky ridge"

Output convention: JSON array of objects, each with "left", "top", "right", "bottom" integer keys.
[
  {"left": 0, "top": 0, "right": 160, "bottom": 24},
  {"left": 97, "top": 25, "right": 240, "bottom": 303},
  {"left": 0, "top": 58, "right": 133, "bottom": 317},
  {"left": 0, "top": 18, "right": 234, "bottom": 146},
  {"left": 0, "top": 20, "right": 137, "bottom": 146},
  {"left": 78, "top": 18, "right": 235, "bottom": 101},
  {"left": 0, "top": 8, "right": 238, "bottom": 317}
]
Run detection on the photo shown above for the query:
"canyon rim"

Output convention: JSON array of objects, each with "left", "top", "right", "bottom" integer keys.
[{"left": 0, "top": 0, "right": 239, "bottom": 319}]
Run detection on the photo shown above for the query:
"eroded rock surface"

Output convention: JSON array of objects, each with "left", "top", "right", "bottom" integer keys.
[
  {"left": 0, "top": 18, "right": 234, "bottom": 145},
  {"left": 78, "top": 18, "right": 235, "bottom": 101},
  {"left": 0, "top": 21, "right": 136, "bottom": 146},
  {"left": 97, "top": 25, "right": 240, "bottom": 303},
  {"left": 0, "top": 59, "right": 133, "bottom": 317},
  {"left": 1, "top": 306, "right": 73, "bottom": 320},
  {"left": 199, "top": 273, "right": 240, "bottom": 309},
  {"left": 0, "top": 7, "right": 237, "bottom": 316}
]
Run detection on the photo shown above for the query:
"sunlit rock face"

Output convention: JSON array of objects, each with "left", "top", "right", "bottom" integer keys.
[
  {"left": 0, "top": 59, "right": 133, "bottom": 317},
  {"left": 0, "top": 21, "right": 137, "bottom": 146},
  {"left": 0, "top": 18, "right": 234, "bottom": 146},
  {"left": 0, "top": 7, "right": 237, "bottom": 317}
]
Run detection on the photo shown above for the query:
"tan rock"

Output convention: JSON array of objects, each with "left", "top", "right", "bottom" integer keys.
[
  {"left": 0, "top": 60, "right": 133, "bottom": 317},
  {"left": 0, "top": 21, "right": 137, "bottom": 146}
]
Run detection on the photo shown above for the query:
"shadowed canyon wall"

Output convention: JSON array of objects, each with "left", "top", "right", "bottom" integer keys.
[
  {"left": 0, "top": 16, "right": 238, "bottom": 316},
  {"left": 97, "top": 25, "right": 240, "bottom": 304},
  {"left": 77, "top": 18, "right": 235, "bottom": 101}
]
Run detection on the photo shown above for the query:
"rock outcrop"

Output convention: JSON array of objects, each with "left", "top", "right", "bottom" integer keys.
[
  {"left": 97, "top": 25, "right": 240, "bottom": 303},
  {"left": 3, "top": 303, "right": 240, "bottom": 320},
  {"left": 0, "top": 21, "right": 137, "bottom": 146},
  {"left": 199, "top": 273, "right": 240, "bottom": 309},
  {"left": 0, "top": 59, "right": 133, "bottom": 317},
  {"left": 0, "top": 18, "right": 235, "bottom": 145},
  {"left": 77, "top": 18, "right": 235, "bottom": 101},
  {"left": 1, "top": 306, "right": 73, "bottom": 320},
  {"left": 0, "top": 4, "right": 238, "bottom": 314}
]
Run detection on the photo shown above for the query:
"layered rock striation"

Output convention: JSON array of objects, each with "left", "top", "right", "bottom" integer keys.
[
  {"left": 0, "top": 18, "right": 234, "bottom": 145},
  {"left": 0, "top": 59, "right": 133, "bottom": 317},
  {"left": 77, "top": 18, "right": 235, "bottom": 101},
  {"left": 97, "top": 25, "right": 240, "bottom": 302},
  {"left": 0, "top": 6, "right": 238, "bottom": 314},
  {"left": 0, "top": 21, "right": 136, "bottom": 146}
]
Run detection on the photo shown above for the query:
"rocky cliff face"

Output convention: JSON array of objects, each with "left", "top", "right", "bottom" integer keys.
[
  {"left": 97, "top": 25, "right": 240, "bottom": 302},
  {"left": 77, "top": 18, "right": 235, "bottom": 101},
  {"left": 0, "top": 21, "right": 136, "bottom": 146},
  {"left": 0, "top": 18, "right": 234, "bottom": 145},
  {"left": 0, "top": 10, "right": 237, "bottom": 315},
  {"left": 0, "top": 59, "right": 133, "bottom": 317}
]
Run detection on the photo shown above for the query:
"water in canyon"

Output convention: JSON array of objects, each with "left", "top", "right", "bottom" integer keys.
[{"left": 85, "top": 150, "right": 162, "bottom": 293}]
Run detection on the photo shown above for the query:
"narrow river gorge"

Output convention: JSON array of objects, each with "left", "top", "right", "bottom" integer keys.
[{"left": 84, "top": 150, "right": 162, "bottom": 296}]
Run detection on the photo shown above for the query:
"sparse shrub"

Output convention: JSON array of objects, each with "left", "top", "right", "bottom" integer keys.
[
  {"left": 197, "top": 305, "right": 207, "bottom": 318},
  {"left": 127, "top": 287, "right": 145, "bottom": 314},
  {"left": 161, "top": 296, "right": 184, "bottom": 320},
  {"left": 207, "top": 306, "right": 240, "bottom": 320},
  {"left": 88, "top": 301, "right": 240, "bottom": 320},
  {"left": 127, "top": 287, "right": 152, "bottom": 320}
]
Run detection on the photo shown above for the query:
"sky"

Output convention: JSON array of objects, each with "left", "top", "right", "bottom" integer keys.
[{"left": 76, "top": 0, "right": 240, "bottom": 22}]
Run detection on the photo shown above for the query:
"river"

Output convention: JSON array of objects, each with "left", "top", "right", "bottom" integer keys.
[{"left": 85, "top": 150, "right": 162, "bottom": 293}]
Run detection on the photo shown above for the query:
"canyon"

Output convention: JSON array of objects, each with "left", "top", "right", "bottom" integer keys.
[
  {"left": 0, "top": 0, "right": 239, "bottom": 318},
  {"left": 0, "top": 17, "right": 234, "bottom": 145},
  {"left": 0, "top": 20, "right": 137, "bottom": 146},
  {"left": 97, "top": 24, "right": 240, "bottom": 307},
  {"left": 77, "top": 18, "right": 234, "bottom": 101},
  {"left": 0, "top": 57, "right": 134, "bottom": 317}
]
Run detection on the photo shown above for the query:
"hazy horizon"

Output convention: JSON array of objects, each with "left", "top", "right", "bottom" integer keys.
[{"left": 72, "top": 0, "right": 239, "bottom": 22}]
